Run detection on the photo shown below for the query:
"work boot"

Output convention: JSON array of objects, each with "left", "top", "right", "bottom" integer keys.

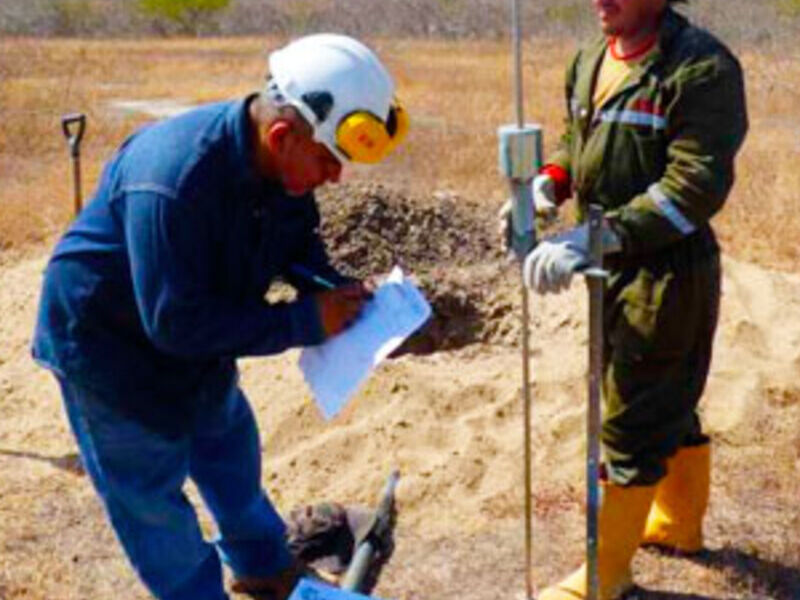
[
  {"left": 538, "top": 481, "right": 656, "bottom": 600},
  {"left": 231, "top": 562, "right": 306, "bottom": 600},
  {"left": 642, "top": 442, "right": 710, "bottom": 554}
]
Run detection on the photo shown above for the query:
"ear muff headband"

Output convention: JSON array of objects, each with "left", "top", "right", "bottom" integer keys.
[{"left": 335, "top": 101, "right": 409, "bottom": 164}]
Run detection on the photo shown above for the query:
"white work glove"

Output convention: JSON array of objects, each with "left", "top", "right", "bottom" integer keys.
[
  {"left": 523, "top": 226, "right": 589, "bottom": 294},
  {"left": 523, "top": 221, "right": 622, "bottom": 294},
  {"left": 497, "top": 174, "right": 559, "bottom": 250},
  {"left": 531, "top": 174, "right": 558, "bottom": 222}
]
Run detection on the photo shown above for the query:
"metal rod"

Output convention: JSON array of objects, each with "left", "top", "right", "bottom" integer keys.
[
  {"left": 511, "top": 0, "right": 524, "bottom": 128},
  {"left": 513, "top": 2, "right": 533, "bottom": 598},
  {"left": 521, "top": 278, "right": 534, "bottom": 600},
  {"left": 510, "top": 2, "right": 533, "bottom": 598},
  {"left": 585, "top": 205, "right": 607, "bottom": 600}
]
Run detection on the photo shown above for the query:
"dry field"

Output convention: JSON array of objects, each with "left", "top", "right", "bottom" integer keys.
[
  {"left": 2, "top": 36, "right": 799, "bottom": 269},
  {"left": 1, "top": 35, "right": 800, "bottom": 600}
]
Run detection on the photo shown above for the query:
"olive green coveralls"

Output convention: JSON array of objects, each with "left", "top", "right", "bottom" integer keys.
[{"left": 547, "top": 8, "right": 748, "bottom": 485}]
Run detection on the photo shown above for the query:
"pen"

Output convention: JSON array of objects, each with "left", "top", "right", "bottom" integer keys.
[{"left": 289, "top": 264, "right": 336, "bottom": 290}]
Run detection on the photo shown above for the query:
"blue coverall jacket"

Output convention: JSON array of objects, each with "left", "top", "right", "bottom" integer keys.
[{"left": 33, "top": 96, "right": 347, "bottom": 434}]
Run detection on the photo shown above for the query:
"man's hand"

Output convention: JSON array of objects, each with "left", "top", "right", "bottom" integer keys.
[
  {"left": 497, "top": 174, "right": 559, "bottom": 251},
  {"left": 522, "top": 226, "right": 590, "bottom": 294},
  {"left": 532, "top": 174, "right": 558, "bottom": 221},
  {"left": 522, "top": 221, "right": 622, "bottom": 294},
  {"left": 314, "top": 282, "right": 372, "bottom": 338}
]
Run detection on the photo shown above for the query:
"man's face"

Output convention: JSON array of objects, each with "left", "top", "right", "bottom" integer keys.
[
  {"left": 278, "top": 129, "right": 343, "bottom": 197},
  {"left": 592, "top": 0, "right": 665, "bottom": 37}
]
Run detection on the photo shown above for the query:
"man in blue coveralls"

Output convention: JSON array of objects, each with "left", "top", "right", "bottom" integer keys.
[{"left": 32, "top": 34, "right": 408, "bottom": 600}]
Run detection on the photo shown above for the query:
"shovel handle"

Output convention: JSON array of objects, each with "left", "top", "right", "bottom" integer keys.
[{"left": 61, "top": 113, "right": 86, "bottom": 157}]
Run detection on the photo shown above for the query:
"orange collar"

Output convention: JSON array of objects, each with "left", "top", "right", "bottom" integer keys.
[{"left": 608, "top": 32, "right": 658, "bottom": 61}]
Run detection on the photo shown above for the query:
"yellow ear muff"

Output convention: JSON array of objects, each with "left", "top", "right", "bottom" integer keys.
[{"left": 336, "top": 112, "right": 391, "bottom": 164}]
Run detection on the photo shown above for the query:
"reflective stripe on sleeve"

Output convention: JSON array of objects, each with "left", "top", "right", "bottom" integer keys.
[
  {"left": 647, "top": 184, "right": 696, "bottom": 234},
  {"left": 598, "top": 109, "right": 667, "bottom": 130}
]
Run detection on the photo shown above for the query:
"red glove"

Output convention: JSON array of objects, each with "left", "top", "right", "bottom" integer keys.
[{"left": 540, "top": 164, "right": 572, "bottom": 205}]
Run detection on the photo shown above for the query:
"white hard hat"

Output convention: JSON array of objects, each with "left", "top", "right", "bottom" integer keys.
[{"left": 267, "top": 33, "right": 408, "bottom": 164}]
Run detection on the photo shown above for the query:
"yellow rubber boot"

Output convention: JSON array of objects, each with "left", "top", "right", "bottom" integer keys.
[
  {"left": 538, "top": 481, "right": 657, "bottom": 600},
  {"left": 642, "top": 442, "right": 710, "bottom": 553}
]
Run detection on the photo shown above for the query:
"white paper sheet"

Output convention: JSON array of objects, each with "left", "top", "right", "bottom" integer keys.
[{"left": 299, "top": 267, "right": 432, "bottom": 420}]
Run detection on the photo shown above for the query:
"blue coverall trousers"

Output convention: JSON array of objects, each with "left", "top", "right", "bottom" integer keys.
[{"left": 57, "top": 374, "right": 292, "bottom": 600}]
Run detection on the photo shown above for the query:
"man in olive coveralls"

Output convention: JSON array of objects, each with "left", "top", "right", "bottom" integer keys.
[{"left": 517, "top": 1, "right": 748, "bottom": 598}]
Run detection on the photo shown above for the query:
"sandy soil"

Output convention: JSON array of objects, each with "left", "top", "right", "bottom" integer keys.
[{"left": 1, "top": 185, "right": 799, "bottom": 599}]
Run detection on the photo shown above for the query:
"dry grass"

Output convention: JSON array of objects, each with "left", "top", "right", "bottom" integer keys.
[
  {"left": 0, "top": 37, "right": 279, "bottom": 259},
  {"left": 3, "top": 36, "right": 798, "bottom": 271},
  {"left": 715, "top": 50, "right": 800, "bottom": 271}
]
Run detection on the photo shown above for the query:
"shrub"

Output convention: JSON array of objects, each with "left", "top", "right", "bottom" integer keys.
[
  {"left": 137, "top": 0, "right": 231, "bottom": 35},
  {"left": 776, "top": 0, "right": 800, "bottom": 17}
]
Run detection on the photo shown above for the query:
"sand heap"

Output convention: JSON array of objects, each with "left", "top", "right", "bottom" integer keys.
[{"left": 3, "top": 183, "right": 800, "bottom": 599}]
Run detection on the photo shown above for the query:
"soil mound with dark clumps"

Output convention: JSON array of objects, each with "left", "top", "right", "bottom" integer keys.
[
  {"left": 316, "top": 183, "right": 521, "bottom": 352},
  {"left": 318, "top": 184, "right": 502, "bottom": 276}
]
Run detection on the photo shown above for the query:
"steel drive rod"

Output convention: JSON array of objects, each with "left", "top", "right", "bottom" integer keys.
[
  {"left": 510, "top": 1, "right": 534, "bottom": 599},
  {"left": 584, "top": 205, "right": 607, "bottom": 600}
]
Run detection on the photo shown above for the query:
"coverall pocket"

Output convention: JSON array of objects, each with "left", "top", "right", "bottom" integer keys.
[
  {"left": 619, "top": 126, "right": 667, "bottom": 191},
  {"left": 610, "top": 267, "right": 691, "bottom": 362}
]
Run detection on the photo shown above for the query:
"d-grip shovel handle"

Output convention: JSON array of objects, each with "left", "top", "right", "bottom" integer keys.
[
  {"left": 61, "top": 113, "right": 86, "bottom": 216},
  {"left": 61, "top": 113, "right": 86, "bottom": 157}
]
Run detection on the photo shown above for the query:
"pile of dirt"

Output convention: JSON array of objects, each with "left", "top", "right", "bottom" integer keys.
[
  {"left": 317, "top": 184, "right": 503, "bottom": 276},
  {"left": 316, "top": 184, "right": 521, "bottom": 351}
]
